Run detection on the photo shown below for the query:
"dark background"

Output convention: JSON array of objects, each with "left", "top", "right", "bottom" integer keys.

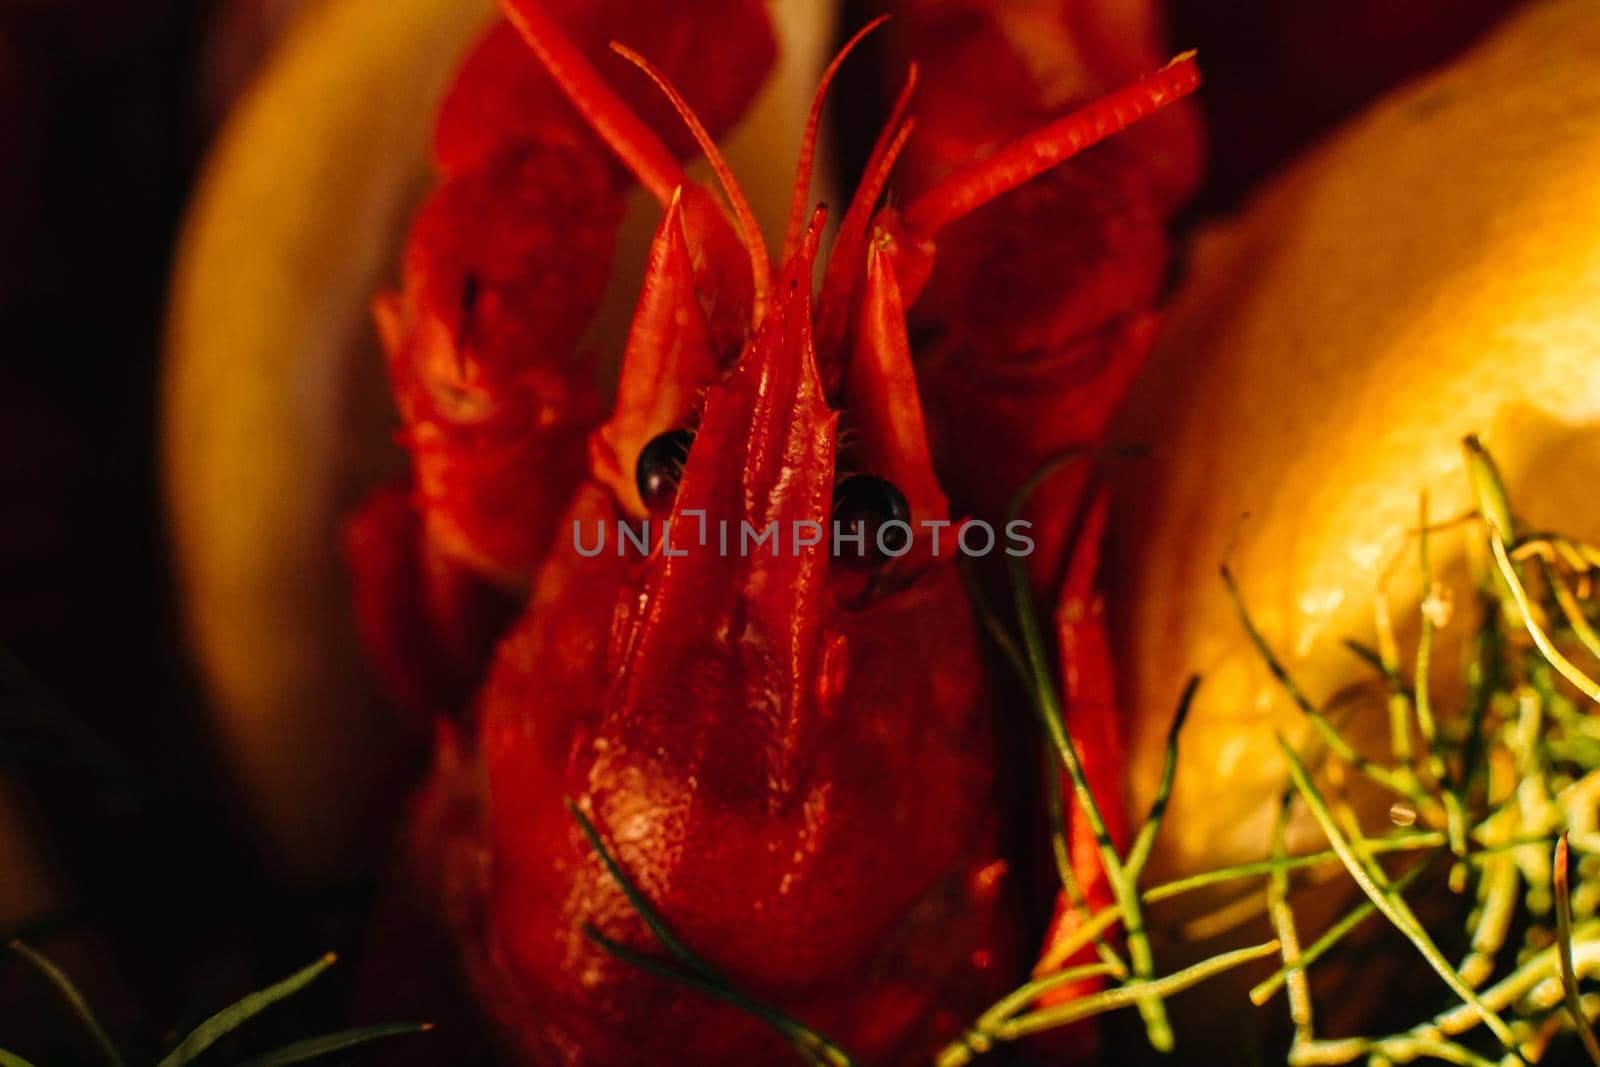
[{"left": 0, "top": 0, "right": 386, "bottom": 1057}]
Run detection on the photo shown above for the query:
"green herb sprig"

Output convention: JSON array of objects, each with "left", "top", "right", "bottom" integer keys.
[
  {"left": 1, "top": 942, "right": 427, "bottom": 1067},
  {"left": 579, "top": 436, "right": 1600, "bottom": 1066}
]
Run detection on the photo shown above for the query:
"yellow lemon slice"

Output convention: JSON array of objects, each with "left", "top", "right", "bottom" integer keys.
[
  {"left": 1112, "top": 0, "right": 1600, "bottom": 883},
  {"left": 164, "top": 0, "right": 494, "bottom": 879}
]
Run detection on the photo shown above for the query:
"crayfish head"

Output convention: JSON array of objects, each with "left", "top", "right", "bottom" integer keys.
[
  {"left": 587, "top": 199, "right": 962, "bottom": 654},
  {"left": 459, "top": 208, "right": 1010, "bottom": 1062},
  {"left": 426, "top": 13, "right": 1014, "bottom": 1057},
  {"left": 535, "top": 49, "right": 994, "bottom": 805}
]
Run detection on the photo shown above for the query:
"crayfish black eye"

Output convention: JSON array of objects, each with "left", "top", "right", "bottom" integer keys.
[
  {"left": 832, "top": 474, "right": 910, "bottom": 569},
  {"left": 635, "top": 428, "right": 695, "bottom": 513}
]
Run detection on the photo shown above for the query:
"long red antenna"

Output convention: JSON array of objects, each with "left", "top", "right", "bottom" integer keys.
[
  {"left": 499, "top": 0, "right": 685, "bottom": 204},
  {"left": 612, "top": 43, "right": 772, "bottom": 324},
  {"left": 779, "top": 15, "right": 891, "bottom": 266},
  {"left": 903, "top": 52, "right": 1200, "bottom": 238}
]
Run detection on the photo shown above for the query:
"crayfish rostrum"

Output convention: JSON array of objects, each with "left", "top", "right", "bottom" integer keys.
[{"left": 346, "top": 0, "right": 1200, "bottom": 1061}]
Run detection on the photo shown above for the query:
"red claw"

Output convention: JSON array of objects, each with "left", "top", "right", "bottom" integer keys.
[{"left": 352, "top": 0, "right": 776, "bottom": 712}]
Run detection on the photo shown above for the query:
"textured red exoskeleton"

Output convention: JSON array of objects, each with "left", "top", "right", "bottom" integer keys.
[{"left": 345, "top": 1, "right": 1201, "bottom": 1061}]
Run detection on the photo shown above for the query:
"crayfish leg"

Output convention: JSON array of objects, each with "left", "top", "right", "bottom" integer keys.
[
  {"left": 1033, "top": 490, "right": 1129, "bottom": 1005},
  {"left": 902, "top": 52, "right": 1201, "bottom": 239},
  {"left": 344, "top": 480, "right": 519, "bottom": 718}
]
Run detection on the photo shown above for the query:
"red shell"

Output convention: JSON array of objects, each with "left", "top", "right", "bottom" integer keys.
[{"left": 348, "top": 1, "right": 1203, "bottom": 1061}]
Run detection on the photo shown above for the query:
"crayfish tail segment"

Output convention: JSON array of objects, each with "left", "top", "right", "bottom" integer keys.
[
  {"left": 846, "top": 238, "right": 947, "bottom": 524},
  {"left": 902, "top": 51, "right": 1202, "bottom": 239},
  {"left": 590, "top": 189, "right": 717, "bottom": 517}
]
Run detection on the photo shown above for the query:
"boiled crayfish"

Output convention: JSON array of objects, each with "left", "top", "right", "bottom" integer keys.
[{"left": 345, "top": 0, "right": 1200, "bottom": 1061}]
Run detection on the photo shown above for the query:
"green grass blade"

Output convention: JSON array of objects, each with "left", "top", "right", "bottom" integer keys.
[
  {"left": 1251, "top": 856, "right": 1434, "bottom": 1005},
  {"left": 1265, "top": 793, "right": 1314, "bottom": 1045},
  {"left": 974, "top": 963, "right": 1123, "bottom": 1031},
  {"left": 232, "top": 1023, "right": 431, "bottom": 1067},
  {"left": 8, "top": 940, "right": 123, "bottom": 1067},
  {"left": 1554, "top": 833, "right": 1600, "bottom": 1065},
  {"left": 1454, "top": 600, "right": 1501, "bottom": 874},
  {"left": 1462, "top": 435, "right": 1515, "bottom": 541},
  {"left": 567, "top": 798, "right": 710, "bottom": 976},
  {"left": 570, "top": 803, "right": 855, "bottom": 1067},
  {"left": 1223, "top": 566, "right": 1416, "bottom": 800},
  {"left": 932, "top": 961, "right": 1130, "bottom": 1067},
  {"left": 1124, "top": 676, "right": 1198, "bottom": 880},
  {"left": 1490, "top": 531, "right": 1600, "bottom": 703},
  {"left": 156, "top": 954, "right": 335, "bottom": 1067},
  {"left": 1545, "top": 559, "right": 1600, "bottom": 663},
  {"left": 1277, "top": 740, "right": 1524, "bottom": 1058},
  {"left": 0, "top": 1050, "right": 41, "bottom": 1067},
  {"left": 1042, "top": 767, "right": 1125, "bottom": 975},
  {"left": 1000, "top": 456, "right": 1171, "bottom": 1049},
  {"left": 1027, "top": 903, "right": 1127, "bottom": 977},
  {"left": 1141, "top": 832, "right": 1444, "bottom": 905},
  {"left": 583, "top": 926, "right": 853, "bottom": 1067},
  {"left": 1414, "top": 493, "right": 1444, "bottom": 759},
  {"left": 1043, "top": 764, "right": 1076, "bottom": 897},
  {"left": 959, "top": 562, "right": 1027, "bottom": 679},
  {"left": 1340, "top": 639, "right": 1385, "bottom": 675},
  {"left": 1291, "top": 1034, "right": 1499, "bottom": 1067},
  {"left": 991, "top": 940, "right": 1281, "bottom": 1040},
  {"left": 1374, "top": 560, "right": 1415, "bottom": 770}
]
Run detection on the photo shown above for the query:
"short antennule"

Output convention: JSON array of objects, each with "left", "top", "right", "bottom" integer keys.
[
  {"left": 902, "top": 51, "right": 1201, "bottom": 238},
  {"left": 816, "top": 106, "right": 917, "bottom": 362},
  {"left": 498, "top": 0, "right": 685, "bottom": 203},
  {"left": 612, "top": 42, "right": 772, "bottom": 325},
  {"left": 814, "top": 61, "right": 918, "bottom": 362},
  {"left": 780, "top": 15, "right": 891, "bottom": 266}
]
